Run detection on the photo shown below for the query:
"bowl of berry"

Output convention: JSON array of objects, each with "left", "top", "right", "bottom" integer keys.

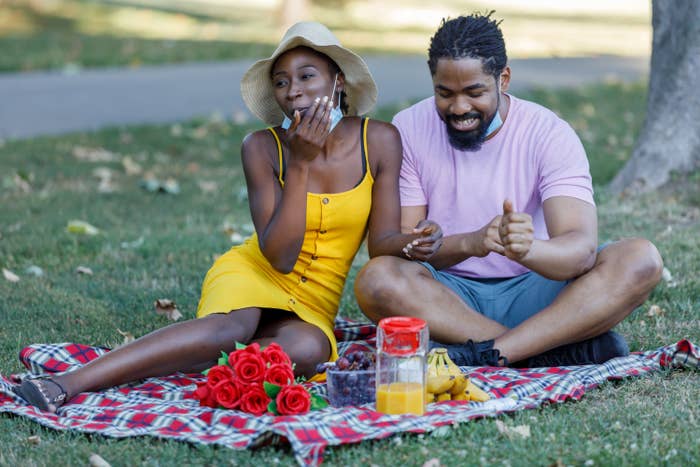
[{"left": 318, "top": 351, "right": 377, "bottom": 407}]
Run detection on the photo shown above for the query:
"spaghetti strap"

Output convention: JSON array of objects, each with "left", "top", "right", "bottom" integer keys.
[
  {"left": 360, "top": 117, "right": 369, "bottom": 177},
  {"left": 267, "top": 128, "right": 285, "bottom": 185}
]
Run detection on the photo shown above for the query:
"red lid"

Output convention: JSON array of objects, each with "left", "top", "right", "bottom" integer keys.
[{"left": 378, "top": 317, "right": 426, "bottom": 355}]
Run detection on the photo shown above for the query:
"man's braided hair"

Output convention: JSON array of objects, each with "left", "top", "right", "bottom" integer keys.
[{"left": 428, "top": 12, "right": 507, "bottom": 79}]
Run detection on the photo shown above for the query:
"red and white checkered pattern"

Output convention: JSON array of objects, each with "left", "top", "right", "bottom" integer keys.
[{"left": 1, "top": 318, "right": 697, "bottom": 466}]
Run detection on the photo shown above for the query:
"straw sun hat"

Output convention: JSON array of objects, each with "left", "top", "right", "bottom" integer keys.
[{"left": 240, "top": 21, "right": 378, "bottom": 125}]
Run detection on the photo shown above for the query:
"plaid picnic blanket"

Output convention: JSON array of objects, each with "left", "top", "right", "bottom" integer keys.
[{"left": 1, "top": 318, "right": 698, "bottom": 466}]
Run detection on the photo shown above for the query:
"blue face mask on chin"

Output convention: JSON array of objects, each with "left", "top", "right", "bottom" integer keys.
[
  {"left": 281, "top": 73, "right": 343, "bottom": 132},
  {"left": 484, "top": 107, "right": 503, "bottom": 138},
  {"left": 281, "top": 104, "right": 343, "bottom": 132}
]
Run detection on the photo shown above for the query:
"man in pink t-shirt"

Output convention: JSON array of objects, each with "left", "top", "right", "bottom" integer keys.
[{"left": 355, "top": 13, "right": 663, "bottom": 367}]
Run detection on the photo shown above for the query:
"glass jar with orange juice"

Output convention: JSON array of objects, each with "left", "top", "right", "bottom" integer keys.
[{"left": 375, "top": 317, "right": 428, "bottom": 415}]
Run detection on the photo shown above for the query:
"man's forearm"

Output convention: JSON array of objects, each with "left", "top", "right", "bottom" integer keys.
[
  {"left": 517, "top": 234, "right": 597, "bottom": 281},
  {"left": 425, "top": 232, "right": 481, "bottom": 270}
]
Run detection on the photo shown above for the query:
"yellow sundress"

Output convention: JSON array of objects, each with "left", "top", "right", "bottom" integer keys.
[{"left": 197, "top": 118, "right": 373, "bottom": 363}]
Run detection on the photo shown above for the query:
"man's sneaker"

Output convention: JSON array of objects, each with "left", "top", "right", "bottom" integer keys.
[
  {"left": 429, "top": 339, "right": 504, "bottom": 367},
  {"left": 518, "top": 331, "right": 630, "bottom": 368}
]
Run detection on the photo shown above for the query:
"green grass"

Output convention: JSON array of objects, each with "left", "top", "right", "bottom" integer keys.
[{"left": 1, "top": 83, "right": 699, "bottom": 466}]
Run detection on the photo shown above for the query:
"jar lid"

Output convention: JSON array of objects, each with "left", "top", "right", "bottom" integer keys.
[{"left": 378, "top": 317, "right": 426, "bottom": 355}]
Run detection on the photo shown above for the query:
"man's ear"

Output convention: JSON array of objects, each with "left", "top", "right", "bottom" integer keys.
[{"left": 499, "top": 66, "right": 511, "bottom": 92}]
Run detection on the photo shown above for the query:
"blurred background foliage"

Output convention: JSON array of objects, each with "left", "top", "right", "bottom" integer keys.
[{"left": 0, "top": 0, "right": 651, "bottom": 72}]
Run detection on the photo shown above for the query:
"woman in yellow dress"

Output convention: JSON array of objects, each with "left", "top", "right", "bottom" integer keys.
[{"left": 13, "top": 21, "right": 442, "bottom": 412}]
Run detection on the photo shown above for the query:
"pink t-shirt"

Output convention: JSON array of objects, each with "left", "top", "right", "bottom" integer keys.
[{"left": 394, "top": 94, "right": 594, "bottom": 279}]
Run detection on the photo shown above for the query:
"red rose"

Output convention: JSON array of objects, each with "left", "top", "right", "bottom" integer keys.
[
  {"left": 262, "top": 342, "right": 292, "bottom": 367},
  {"left": 212, "top": 379, "right": 242, "bottom": 409},
  {"left": 194, "top": 380, "right": 217, "bottom": 408},
  {"left": 232, "top": 351, "right": 266, "bottom": 384},
  {"left": 228, "top": 342, "right": 261, "bottom": 367},
  {"left": 264, "top": 363, "right": 295, "bottom": 386},
  {"left": 239, "top": 384, "right": 270, "bottom": 416},
  {"left": 206, "top": 364, "right": 235, "bottom": 388},
  {"left": 276, "top": 384, "right": 311, "bottom": 415}
]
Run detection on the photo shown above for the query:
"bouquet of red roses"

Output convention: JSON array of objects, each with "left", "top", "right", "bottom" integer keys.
[{"left": 193, "top": 342, "right": 327, "bottom": 416}]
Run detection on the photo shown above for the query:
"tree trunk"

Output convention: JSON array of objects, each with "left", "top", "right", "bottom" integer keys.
[
  {"left": 609, "top": 0, "right": 700, "bottom": 195},
  {"left": 277, "top": 0, "right": 312, "bottom": 34}
]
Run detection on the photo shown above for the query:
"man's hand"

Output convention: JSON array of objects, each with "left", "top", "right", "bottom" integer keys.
[
  {"left": 499, "top": 199, "right": 534, "bottom": 261},
  {"left": 473, "top": 215, "right": 505, "bottom": 257},
  {"left": 287, "top": 96, "right": 334, "bottom": 163},
  {"left": 402, "top": 220, "right": 443, "bottom": 261}
]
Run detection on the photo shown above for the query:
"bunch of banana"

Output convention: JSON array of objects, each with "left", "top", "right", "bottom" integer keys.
[{"left": 426, "top": 348, "right": 490, "bottom": 403}]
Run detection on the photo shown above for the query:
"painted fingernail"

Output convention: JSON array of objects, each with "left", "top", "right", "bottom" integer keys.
[
  {"left": 322, "top": 96, "right": 328, "bottom": 103},
  {"left": 315, "top": 97, "right": 320, "bottom": 103}
]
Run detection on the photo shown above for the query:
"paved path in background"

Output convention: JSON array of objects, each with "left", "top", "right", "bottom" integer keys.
[{"left": 0, "top": 55, "right": 648, "bottom": 140}]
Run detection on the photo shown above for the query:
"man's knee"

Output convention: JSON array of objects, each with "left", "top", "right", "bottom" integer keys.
[
  {"left": 607, "top": 238, "right": 664, "bottom": 293},
  {"left": 354, "top": 256, "right": 415, "bottom": 309}
]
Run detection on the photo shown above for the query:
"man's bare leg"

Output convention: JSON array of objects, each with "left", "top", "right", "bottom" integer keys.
[
  {"left": 355, "top": 256, "right": 508, "bottom": 342},
  {"left": 355, "top": 238, "right": 662, "bottom": 363},
  {"left": 494, "top": 238, "right": 662, "bottom": 362}
]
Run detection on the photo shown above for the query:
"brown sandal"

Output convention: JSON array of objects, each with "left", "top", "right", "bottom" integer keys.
[{"left": 13, "top": 376, "right": 67, "bottom": 412}]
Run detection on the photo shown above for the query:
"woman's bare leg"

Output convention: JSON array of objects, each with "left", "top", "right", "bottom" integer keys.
[
  {"left": 253, "top": 311, "right": 331, "bottom": 378},
  {"left": 51, "top": 308, "right": 262, "bottom": 401}
]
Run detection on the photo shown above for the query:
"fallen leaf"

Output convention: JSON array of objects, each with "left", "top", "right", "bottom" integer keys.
[
  {"left": 26, "top": 435, "right": 41, "bottom": 445},
  {"left": 198, "top": 180, "right": 218, "bottom": 193},
  {"left": 161, "top": 178, "right": 180, "bottom": 194},
  {"left": 422, "top": 458, "right": 441, "bottom": 467},
  {"left": 661, "top": 267, "right": 673, "bottom": 282},
  {"left": 121, "top": 156, "right": 142, "bottom": 176},
  {"left": 25, "top": 265, "right": 44, "bottom": 277},
  {"left": 154, "top": 299, "right": 182, "bottom": 321},
  {"left": 646, "top": 304, "right": 665, "bottom": 317},
  {"left": 140, "top": 177, "right": 161, "bottom": 192},
  {"left": 14, "top": 173, "right": 32, "bottom": 192},
  {"left": 120, "top": 236, "right": 144, "bottom": 249},
  {"left": 89, "top": 453, "right": 112, "bottom": 467},
  {"left": 75, "top": 266, "right": 94, "bottom": 275},
  {"left": 3, "top": 268, "right": 19, "bottom": 282},
  {"left": 66, "top": 220, "right": 100, "bottom": 236},
  {"left": 117, "top": 329, "right": 135, "bottom": 345},
  {"left": 495, "top": 420, "right": 531, "bottom": 438}
]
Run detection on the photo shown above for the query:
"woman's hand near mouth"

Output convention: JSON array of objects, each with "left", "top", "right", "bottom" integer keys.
[{"left": 287, "top": 95, "right": 334, "bottom": 163}]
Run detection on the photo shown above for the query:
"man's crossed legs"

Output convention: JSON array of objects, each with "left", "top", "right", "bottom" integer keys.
[{"left": 354, "top": 238, "right": 663, "bottom": 366}]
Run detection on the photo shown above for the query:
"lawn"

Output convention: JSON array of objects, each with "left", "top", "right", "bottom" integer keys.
[
  {"left": 1, "top": 83, "right": 698, "bottom": 465},
  {"left": 0, "top": 0, "right": 651, "bottom": 72}
]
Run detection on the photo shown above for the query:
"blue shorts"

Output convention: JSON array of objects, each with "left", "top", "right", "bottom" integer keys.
[{"left": 420, "top": 262, "right": 571, "bottom": 329}]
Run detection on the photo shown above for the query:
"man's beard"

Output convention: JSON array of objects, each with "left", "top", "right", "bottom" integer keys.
[
  {"left": 444, "top": 91, "right": 501, "bottom": 151},
  {"left": 444, "top": 107, "right": 498, "bottom": 151}
]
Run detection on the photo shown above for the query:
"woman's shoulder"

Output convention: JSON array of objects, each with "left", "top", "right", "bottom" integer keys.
[
  {"left": 365, "top": 118, "right": 401, "bottom": 146},
  {"left": 241, "top": 127, "right": 279, "bottom": 159}
]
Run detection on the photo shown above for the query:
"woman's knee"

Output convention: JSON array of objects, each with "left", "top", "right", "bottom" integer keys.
[
  {"left": 284, "top": 332, "right": 330, "bottom": 376},
  {"left": 201, "top": 308, "right": 261, "bottom": 348}
]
